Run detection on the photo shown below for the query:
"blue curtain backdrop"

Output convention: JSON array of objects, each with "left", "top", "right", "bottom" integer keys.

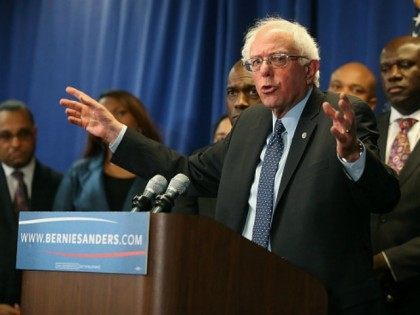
[{"left": 0, "top": 0, "right": 415, "bottom": 172}]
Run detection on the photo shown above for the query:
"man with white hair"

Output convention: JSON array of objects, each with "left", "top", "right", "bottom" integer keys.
[{"left": 60, "top": 17, "right": 399, "bottom": 314}]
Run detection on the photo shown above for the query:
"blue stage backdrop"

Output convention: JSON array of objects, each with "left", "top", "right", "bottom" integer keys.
[{"left": 0, "top": 0, "right": 415, "bottom": 172}]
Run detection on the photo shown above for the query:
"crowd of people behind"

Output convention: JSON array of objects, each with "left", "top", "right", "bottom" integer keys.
[{"left": 1, "top": 15, "right": 419, "bottom": 315}]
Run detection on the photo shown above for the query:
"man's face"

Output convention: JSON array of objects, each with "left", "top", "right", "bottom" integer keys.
[
  {"left": 328, "top": 64, "right": 376, "bottom": 110},
  {"left": 380, "top": 38, "right": 420, "bottom": 114},
  {"left": 249, "top": 30, "right": 315, "bottom": 117},
  {"left": 213, "top": 117, "right": 232, "bottom": 143},
  {"left": 226, "top": 65, "right": 260, "bottom": 123},
  {"left": 0, "top": 110, "right": 36, "bottom": 168}
]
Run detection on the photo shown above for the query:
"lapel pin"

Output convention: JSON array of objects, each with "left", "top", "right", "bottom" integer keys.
[{"left": 301, "top": 132, "right": 307, "bottom": 139}]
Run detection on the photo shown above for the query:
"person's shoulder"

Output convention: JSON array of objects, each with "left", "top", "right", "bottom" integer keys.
[
  {"left": 35, "top": 160, "right": 63, "bottom": 184},
  {"left": 69, "top": 155, "right": 103, "bottom": 172},
  {"left": 239, "top": 103, "right": 270, "bottom": 121}
]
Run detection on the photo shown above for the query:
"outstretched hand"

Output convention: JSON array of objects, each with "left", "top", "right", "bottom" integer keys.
[
  {"left": 322, "top": 93, "right": 360, "bottom": 162},
  {"left": 59, "top": 86, "right": 124, "bottom": 144}
]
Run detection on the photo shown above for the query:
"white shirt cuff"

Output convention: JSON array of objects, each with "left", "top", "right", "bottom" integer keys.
[
  {"left": 109, "top": 125, "right": 127, "bottom": 153},
  {"left": 382, "top": 251, "right": 397, "bottom": 281},
  {"left": 338, "top": 141, "right": 366, "bottom": 182}
]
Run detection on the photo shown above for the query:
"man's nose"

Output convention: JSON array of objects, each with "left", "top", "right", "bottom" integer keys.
[
  {"left": 10, "top": 136, "right": 22, "bottom": 147},
  {"left": 340, "top": 86, "right": 351, "bottom": 96},
  {"left": 388, "top": 64, "right": 403, "bottom": 80},
  {"left": 234, "top": 93, "right": 250, "bottom": 109}
]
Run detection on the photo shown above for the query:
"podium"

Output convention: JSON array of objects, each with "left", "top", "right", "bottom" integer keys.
[{"left": 20, "top": 214, "right": 327, "bottom": 314}]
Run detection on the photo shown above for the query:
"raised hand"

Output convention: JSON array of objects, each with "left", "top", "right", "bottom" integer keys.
[
  {"left": 322, "top": 93, "right": 361, "bottom": 162},
  {"left": 60, "top": 87, "right": 124, "bottom": 144}
]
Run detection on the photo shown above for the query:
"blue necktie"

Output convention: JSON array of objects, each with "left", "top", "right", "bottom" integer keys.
[{"left": 252, "top": 119, "right": 285, "bottom": 248}]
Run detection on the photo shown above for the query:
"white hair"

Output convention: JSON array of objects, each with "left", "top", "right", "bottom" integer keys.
[{"left": 241, "top": 17, "right": 321, "bottom": 87}]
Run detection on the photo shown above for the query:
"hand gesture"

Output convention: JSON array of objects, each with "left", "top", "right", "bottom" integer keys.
[
  {"left": 60, "top": 86, "right": 124, "bottom": 144},
  {"left": 322, "top": 93, "right": 361, "bottom": 162}
]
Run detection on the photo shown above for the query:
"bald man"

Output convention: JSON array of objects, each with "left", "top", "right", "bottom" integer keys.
[
  {"left": 371, "top": 35, "right": 420, "bottom": 314},
  {"left": 328, "top": 62, "right": 377, "bottom": 111},
  {"left": 226, "top": 60, "right": 261, "bottom": 123}
]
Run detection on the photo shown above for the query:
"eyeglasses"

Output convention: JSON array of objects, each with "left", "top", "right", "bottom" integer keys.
[
  {"left": 0, "top": 129, "right": 34, "bottom": 143},
  {"left": 244, "top": 53, "right": 309, "bottom": 72}
]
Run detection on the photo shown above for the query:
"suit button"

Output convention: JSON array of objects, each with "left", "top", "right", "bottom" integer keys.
[{"left": 386, "top": 294, "right": 394, "bottom": 303}]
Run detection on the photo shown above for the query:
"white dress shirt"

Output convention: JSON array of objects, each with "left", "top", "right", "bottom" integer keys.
[{"left": 2, "top": 158, "right": 36, "bottom": 200}]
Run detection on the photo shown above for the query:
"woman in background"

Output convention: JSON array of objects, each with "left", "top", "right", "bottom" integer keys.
[{"left": 53, "top": 90, "right": 161, "bottom": 211}]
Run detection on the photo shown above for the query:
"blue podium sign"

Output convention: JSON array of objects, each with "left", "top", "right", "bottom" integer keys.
[{"left": 16, "top": 211, "right": 150, "bottom": 275}]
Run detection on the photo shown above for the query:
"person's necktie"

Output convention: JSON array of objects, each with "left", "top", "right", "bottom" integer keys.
[
  {"left": 388, "top": 118, "right": 418, "bottom": 173},
  {"left": 12, "top": 170, "right": 30, "bottom": 213},
  {"left": 252, "top": 119, "right": 285, "bottom": 248}
]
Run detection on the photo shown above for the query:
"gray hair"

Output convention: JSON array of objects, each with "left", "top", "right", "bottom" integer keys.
[{"left": 241, "top": 17, "right": 321, "bottom": 87}]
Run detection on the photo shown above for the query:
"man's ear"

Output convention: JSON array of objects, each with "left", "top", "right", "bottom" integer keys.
[{"left": 305, "top": 60, "right": 320, "bottom": 84}]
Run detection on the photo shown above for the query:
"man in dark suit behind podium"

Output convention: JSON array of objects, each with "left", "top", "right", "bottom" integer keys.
[
  {"left": 371, "top": 35, "right": 420, "bottom": 314},
  {"left": 60, "top": 17, "right": 399, "bottom": 314},
  {"left": 0, "top": 100, "right": 62, "bottom": 314}
]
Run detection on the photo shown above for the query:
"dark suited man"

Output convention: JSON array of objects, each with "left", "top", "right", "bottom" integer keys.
[
  {"left": 172, "top": 60, "right": 261, "bottom": 216},
  {"left": 371, "top": 36, "right": 420, "bottom": 314},
  {"left": 60, "top": 17, "right": 399, "bottom": 314},
  {"left": 0, "top": 100, "right": 62, "bottom": 315}
]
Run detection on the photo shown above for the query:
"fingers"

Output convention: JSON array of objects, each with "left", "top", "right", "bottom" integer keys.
[
  {"left": 65, "top": 86, "right": 99, "bottom": 108},
  {"left": 322, "top": 102, "right": 336, "bottom": 119},
  {"left": 59, "top": 98, "right": 82, "bottom": 111},
  {"left": 338, "top": 93, "right": 354, "bottom": 132}
]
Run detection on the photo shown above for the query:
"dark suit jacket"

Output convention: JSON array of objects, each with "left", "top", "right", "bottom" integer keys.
[
  {"left": 0, "top": 160, "right": 62, "bottom": 305},
  {"left": 53, "top": 154, "right": 148, "bottom": 211},
  {"left": 371, "top": 111, "right": 420, "bottom": 314},
  {"left": 112, "top": 88, "right": 399, "bottom": 314}
]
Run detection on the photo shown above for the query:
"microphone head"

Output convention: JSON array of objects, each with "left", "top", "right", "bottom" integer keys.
[
  {"left": 145, "top": 174, "right": 168, "bottom": 195},
  {"left": 167, "top": 173, "right": 190, "bottom": 196}
]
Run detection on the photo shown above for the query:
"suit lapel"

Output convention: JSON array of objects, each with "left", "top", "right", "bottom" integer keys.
[
  {"left": 376, "top": 112, "right": 390, "bottom": 162},
  {"left": 399, "top": 140, "right": 420, "bottom": 186},
  {"left": 216, "top": 106, "right": 272, "bottom": 231},
  {"left": 0, "top": 166, "right": 17, "bottom": 226},
  {"left": 276, "top": 89, "right": 320, "bottom": 204}
]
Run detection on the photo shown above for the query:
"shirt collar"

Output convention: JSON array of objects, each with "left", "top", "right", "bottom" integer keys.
[
  {"left": 271, "top": 87, "right": 313, "bottom": 137},
  {"left": 389, "top": 107, "right": 420, "bottom": 125},
  {"left": 2, "top": 157, "right": 36, "bottom": 178}
]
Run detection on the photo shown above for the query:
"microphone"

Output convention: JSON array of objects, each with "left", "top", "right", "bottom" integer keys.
[
  {"left": 151, "top": 173, "right": 190, "bottom": 213},
  {"left": 131, "top": 174, "right": 168, "bottom": 212}
]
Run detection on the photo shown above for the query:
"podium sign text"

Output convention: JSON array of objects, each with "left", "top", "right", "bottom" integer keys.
[{"left": 17, "top": 211, "right": 149, "bottom": 275}]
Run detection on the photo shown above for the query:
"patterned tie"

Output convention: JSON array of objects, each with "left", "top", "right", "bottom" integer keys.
[
  {"left": 387, "top": 118, "right": 417, "bottom": 173},
  {"left": 252, "top": 119, "right": 285, "bottom": 248},
  {"left": 12, "top": 170, "right": 30, "bottom": 213}
]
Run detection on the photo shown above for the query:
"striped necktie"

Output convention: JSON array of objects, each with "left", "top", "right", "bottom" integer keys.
[{"left": 12, "top": 170, "right": 30, "bottom": 213}]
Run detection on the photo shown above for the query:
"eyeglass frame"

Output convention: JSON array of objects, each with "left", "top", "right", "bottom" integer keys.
[{"left": 244, "top": 52, "right": 309, "bottom": 72}]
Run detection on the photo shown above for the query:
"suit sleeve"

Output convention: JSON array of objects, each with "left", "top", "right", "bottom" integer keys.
[
  {"left": 349, "top": 100, "right": 400, "bottom": 213},
  {"left": 111, "top": 128, "right": 228, "bottom": 197}
]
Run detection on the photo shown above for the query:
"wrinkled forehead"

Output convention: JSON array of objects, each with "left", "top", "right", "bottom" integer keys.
[
  {"left": 228, "top": 67, "right": 254, "bottom": 85},
  {"left": 381, "top": 41, "right": 420, "bottom": 63},
  {"left": 250, "top": 29, "right": 296, "bottom": 56},
  {"left": 0, "top": 110, "right": 34, "bottom": 129}
]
